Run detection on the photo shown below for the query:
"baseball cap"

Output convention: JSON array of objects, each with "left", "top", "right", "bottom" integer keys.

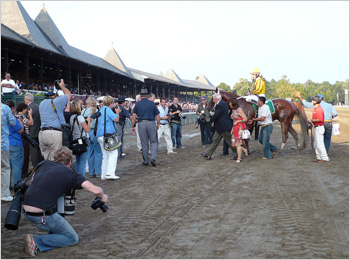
[
  {"left": 45, "top": 88, "right": 58, "bottom": 96},
  {"left": 316, "top": 94, "right": 324, "bottom": 100},
  {"left": 201, "top": 96, "right": 207, "bottom": 99}
]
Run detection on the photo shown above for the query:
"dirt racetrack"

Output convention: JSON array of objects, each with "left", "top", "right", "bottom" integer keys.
[{"left": 1, "top": 107, "right": 349, "bottom": 259}]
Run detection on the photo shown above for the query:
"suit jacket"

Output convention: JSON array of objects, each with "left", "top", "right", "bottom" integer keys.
[
  {"left": 210, "top": 100, "right": 232, "bottom": 134},
  {"left": 28, "top": 102, "right": 41, "bottom": 138}
]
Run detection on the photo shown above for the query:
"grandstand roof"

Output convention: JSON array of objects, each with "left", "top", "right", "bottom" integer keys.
[
  {"left": 1, "top": 1, "right": 60, "bottom": 54},
  {"left": 1, "top": 1, "right": 135, "bottom": 80}
]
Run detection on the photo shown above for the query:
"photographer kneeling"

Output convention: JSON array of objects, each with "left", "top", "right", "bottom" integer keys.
[{"left": 22, "top": 147, "right": 108, "bottom": 257}]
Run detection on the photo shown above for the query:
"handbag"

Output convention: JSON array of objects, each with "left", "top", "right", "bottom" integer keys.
[
  {"left": 70, "top": 115, "right": 89, "bottom": 155},
  {"left": 103, "top": 107, "right": 121, "bottom": 151},
  {"left": 242, "top": 129, "right": 251, "bottom": 139}
]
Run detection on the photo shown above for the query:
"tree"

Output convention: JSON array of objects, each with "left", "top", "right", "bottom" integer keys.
[
  {"left": 217, "top": 82, "right": 231, "bottom": 92},
  {"left": 233, "top": 78, "right": 251, "bottom": 96}
]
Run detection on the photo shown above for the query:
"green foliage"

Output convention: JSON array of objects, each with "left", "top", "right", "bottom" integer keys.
[
  {"left": 233, "top": 78, "right": 251, "bottom": 96},
  {"left": 218, "top": 77, "right": 349, "bottom": 105},
  {"left": 263, "top": 76, "right": 348, "bottom": 104},
  {"left": 218, "top": 82, "right": 231, "bottom": 92}
]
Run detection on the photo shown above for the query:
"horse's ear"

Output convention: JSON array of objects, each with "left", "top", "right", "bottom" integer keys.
[{"left": 215, "top": 87, "right": 218, "bottom": 93}]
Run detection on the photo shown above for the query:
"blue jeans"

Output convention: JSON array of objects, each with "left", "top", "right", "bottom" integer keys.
[
  {"left": 74, "top": 151, "right": 88, "bottom": 177},
  {"left": 9, "top": 145, "right": 24, "bottom": 185},
  {"left": 323, "top": 122, "right": 332, "bottom": 154},
  {"left": 24, "top": 212, "right": 79, "bottom": 252},
  {"left": 87, "top": 131, "right": 102, "bottom": 176},
  {"left": 258, "top": 124, "right": 277, "bottom": 159},
  {"left": 171, "top": 123, "right": 182, "bottom": 148}
]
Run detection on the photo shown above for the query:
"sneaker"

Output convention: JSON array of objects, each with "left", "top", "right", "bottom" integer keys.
[
  {"left": 202, "top": 145, "right": 206, "bottom": 148},
  {"left": 106, "top": 175, "right": 120, "bottom": 180},
  {"left": 179, "top": 147, "right": 185, "bottom": 149},
  {"left": 1, "top": 196, "right": 13, "bottom": 202},
  {"left": 24, "top": 234, "right": 39, "bottom": 257},
  {"left": 122, "top": 153, "right": 126, "bottom": 156},
  {"left": 261, "top": 157, "right": 269, "bottom": 160},
  {"left": 101, "top": 176, "right": 106, "bottom": 180},
  {"left": 167, "top": 151, "right": 177, "bottom": 154}
]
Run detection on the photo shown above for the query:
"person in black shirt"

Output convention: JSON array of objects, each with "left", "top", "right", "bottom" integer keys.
[
  {"left": 22, "top": 147, "right": 108, "bottom": 257},
  {"left": 169, "top": 97, "right": 185, "bottom": 149},
  {"left": 114, "top": 96, "right": 131, "bottom": 159}
]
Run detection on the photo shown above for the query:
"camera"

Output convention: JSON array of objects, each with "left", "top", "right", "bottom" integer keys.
[
  {"left": 200, "top": 110, "right": 206, "bottom": 121},
  {"left": 179, "top": 112, "right": 187, "bottom": 120},
  {"left": 4, "top": 181, "right": 29, "bottom": 230},
  {"left": 61, "top": 123, "right": 72, "bottom": 148},
  {"left": 54, "top": 79, "right": 61, "bottom": 89},
  {"left": 57, "top": 195, "right": 76, "bottom": 216},
  {"left": 90, "top": 111, "right": 101, "bottom": 120},
  {"left": 22, "top": 132, "right": 38, "bottom": 147},
  {"left": 91, "top": 197, "right": 109, "bottom": 213}
]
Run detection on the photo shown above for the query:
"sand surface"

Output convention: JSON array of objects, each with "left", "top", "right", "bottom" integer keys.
[{"left": 1, "top": 107, "right": 348, "bottom": 259}]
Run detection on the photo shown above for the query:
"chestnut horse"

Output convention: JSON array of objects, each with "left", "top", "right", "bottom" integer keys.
[{"left": 208, "top": 89, "right": 309, "bottom": 155}]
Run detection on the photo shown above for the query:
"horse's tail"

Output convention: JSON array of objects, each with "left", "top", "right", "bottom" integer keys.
[{"left": 292, "top": 101, "right": 309, "bottom": 150}]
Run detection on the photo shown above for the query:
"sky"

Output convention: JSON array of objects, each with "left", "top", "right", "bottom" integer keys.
[{"left": 20, "top": 1, "right": 349, "bottom": 87}]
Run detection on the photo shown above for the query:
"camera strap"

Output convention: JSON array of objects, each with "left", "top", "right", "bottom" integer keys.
[
  {"left": 70, "top": 170, "right": 77, "bottom": 201},
  {"left": 72, "top": 115, "right": 84, "bottom": 140},
  {"left": 104, "top": 107, "right": 117, "bottom": 137},
  {"left": 26, "top": 160, "right": 49, "bottom": 185}
]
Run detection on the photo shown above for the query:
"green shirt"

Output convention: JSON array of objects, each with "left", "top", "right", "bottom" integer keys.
[{"left": 196, "top": 102, "right": 211, "bottom": 122}]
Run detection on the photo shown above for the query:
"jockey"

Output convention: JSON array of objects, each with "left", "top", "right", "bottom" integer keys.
[{"left": 242, "top": 68, "right": 265, "bottom": 104}]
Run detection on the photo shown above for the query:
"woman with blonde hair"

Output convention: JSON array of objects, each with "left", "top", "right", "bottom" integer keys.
[
  {"left": 81, "top": 97, "right": 102, "bottom": 178},
  {"left": 96, "top": 96, "right": 121, "bottom": 180},
  {"left": 70, "top": 100, "right": 91, "bottom": 176}
]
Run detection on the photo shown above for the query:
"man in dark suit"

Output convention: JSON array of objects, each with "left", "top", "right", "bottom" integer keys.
[
  {"left": 201, "top": 93, "right": 236, "bottom": 160},
  {"left": 24, "top": 93, "right": 43, "bottom": 168}
]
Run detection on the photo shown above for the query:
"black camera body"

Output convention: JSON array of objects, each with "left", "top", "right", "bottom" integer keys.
[
  {"left": 91, "top": 197, "right": 109, "bottom": 213},
  {"left": 89, "top": 111, "right": 102, "bottom": 120},
  {"left": 54, "top": 79, "right": 61, "bottom": 89}
]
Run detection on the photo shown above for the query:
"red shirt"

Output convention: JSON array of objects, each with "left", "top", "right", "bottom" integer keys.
[{"left": 312, "top": 105, "right": 324, "bottom": 126}]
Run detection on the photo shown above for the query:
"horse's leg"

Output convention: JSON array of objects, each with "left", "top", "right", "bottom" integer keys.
[
  {"left": 276, "top": 121, "right": 289, "bottom": 154},
  {"left": 244, "top": 139, "right": 252, "bottom": 155},
  {"left": 288, "top": 123, "right": 300, "bottom": 151}
]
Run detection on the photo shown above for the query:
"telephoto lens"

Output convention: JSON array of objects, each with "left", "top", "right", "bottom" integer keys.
[
  {"left": 90, "top": 111, "right": 101, "bottom": 119},
  {"left": 4, "top": 193, "right": 24, "bottom": 230}
]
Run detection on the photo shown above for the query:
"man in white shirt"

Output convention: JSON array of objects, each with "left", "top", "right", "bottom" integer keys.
[
  {"left": 158, "top": 98, "right": 176, "bottom": 154},
  {"left": 249, "top": 96, "right": 277, "bottom": 159},
  {"left": 1, "top": 73, "right": 18, "bottom": 94}
]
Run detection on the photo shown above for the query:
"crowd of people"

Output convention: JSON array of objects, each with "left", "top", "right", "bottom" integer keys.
[{"left": 1, "top": 68, "right": 339, "bottom": 257}]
